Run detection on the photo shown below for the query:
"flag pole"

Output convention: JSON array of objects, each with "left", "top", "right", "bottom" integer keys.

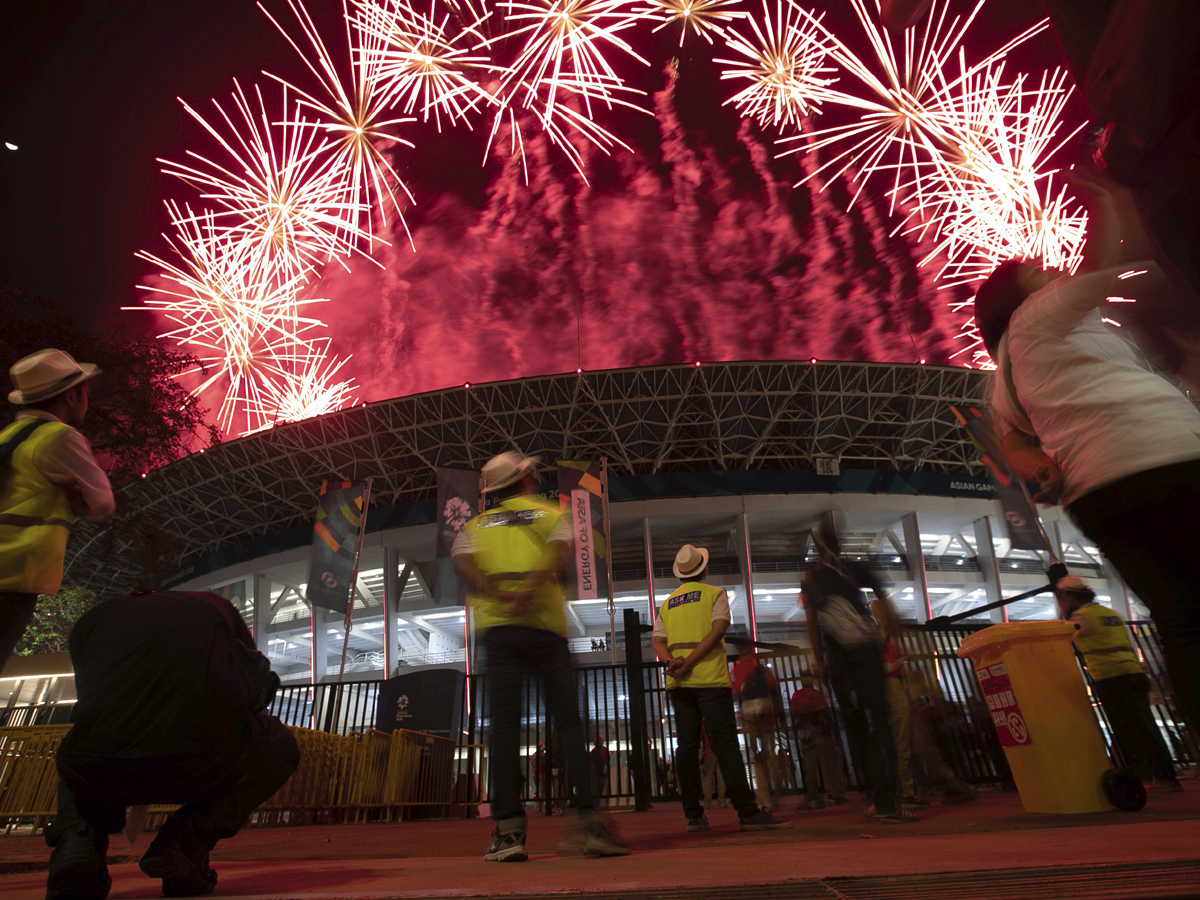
[
  {"left": 336, "top": 478, "right": 373, "bottom": 686},
  {"left": 601, "top": 457, "right": 616, "bottom": 667}
]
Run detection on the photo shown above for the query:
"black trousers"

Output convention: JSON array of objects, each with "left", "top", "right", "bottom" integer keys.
[
  {"left": 827, "top": 646, "right": 899, "bottom": 814},
  {"left": 483, "top": 625, "right": 592, "bottom": 823},
  {"left": 1069, "top": 460, "right": 1200, "bottom": 734},
  {"left": 56, "top": 714, "right": 299, "bottom": 846},
  {"left": 1093, "top": 673, "right": 1176, "bottom": 783},
  {"left": 668, "top": 687, "right": 758, "bottom": 819},
  {"left": 0, "top": 592, "right": 38, "bottom": 672}
]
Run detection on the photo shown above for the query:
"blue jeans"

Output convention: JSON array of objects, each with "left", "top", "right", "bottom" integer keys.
[
  {"left": 668, "top": 687, "right": 758, "bottom": 819},
  {"left": 483, "top": 625, "right": 592, "bottom": 823}
]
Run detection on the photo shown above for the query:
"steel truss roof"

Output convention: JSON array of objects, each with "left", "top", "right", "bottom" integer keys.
[{"left": 67, "top": 361, "right": 989, "bottom": 595}]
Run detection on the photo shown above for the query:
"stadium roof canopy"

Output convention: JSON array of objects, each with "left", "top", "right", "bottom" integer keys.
[{"left": 68, "top": 360, "right": 989, "bottom": 595}]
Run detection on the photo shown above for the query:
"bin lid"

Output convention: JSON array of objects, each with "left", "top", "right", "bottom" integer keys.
[{"left": 957, "top": 620, "right": 1074, "bottom": 659}]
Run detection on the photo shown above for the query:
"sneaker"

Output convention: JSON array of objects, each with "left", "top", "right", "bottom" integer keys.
[
  {"left": 738, "top": 810, "right": 793, "bottom": 831},
  {"left": 139, "top": 814, "right": 217, "bottom": 897},
  {"left": 1147, "top": 778, "right": 1185, "bottom": 793},
  {"left": 826, "top": 795, "right": 849, "bottom": 806},
  {"left": 864, "top": 804, "right": 918, "bottom": 824},
  {"left": 581, "top": 820, "right": 631, "bottom": 857},
  {"left": 45, "top": 817, "right": 111, "bottom": 900},
  {"left": 900, "top": 795, "right": 931, "bottom": 808},
  {"left": 686, "top": 815, "right": 711, "bottom": 832},
  {"left": 798, "top": 799, "right": 826, "bottom": 812},
  {"left": 484, "top": 828, "right": 528, "bottom": 862}
]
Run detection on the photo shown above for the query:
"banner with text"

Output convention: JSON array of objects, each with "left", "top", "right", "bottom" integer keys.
[
  {"left": 949, "top": 405, "right": 1045, "bottom": 553},
  {"left": 556, "top": 460, "right": 609, "bottom": 601},
  {"left": 435, "top": 467, "right": 481, "bottom": 605},
  {"left": 306, "top": 480, "right": 369, "bottom": 613}
]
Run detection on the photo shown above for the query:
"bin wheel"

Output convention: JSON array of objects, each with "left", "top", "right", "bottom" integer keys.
[{"left": 1102, "top": 768, "right": 1146, "bottom": 812}]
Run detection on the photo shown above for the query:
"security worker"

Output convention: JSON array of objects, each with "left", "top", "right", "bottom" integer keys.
[
  {"left": 0, "top": 349, "right": 114, "bottom": 670},
  {"left": 1056, "top": 575, "right": 1182, "bottom": 791},
  {"left": 451, "top": 451, "right": 627, "bottom": 862},
  {"left": 651, "top": 543, "right": 791, "bottom": 833}
]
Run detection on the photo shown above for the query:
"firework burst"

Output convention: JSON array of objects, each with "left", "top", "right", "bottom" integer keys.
[
  {"left": 260, "top": 0, "right": 417, "bottom": 249},
  {"left": 162, "top": 81, "right": 375, "bottom": 282},
  {"left": 716, "top": 0, "right": 839, "bottom": 130},
  {"left": 353, "top": 0, "right": 496, "bottom": 129},
  {"left": 640, "top": 0, "right": 746, "bottom": 46}
]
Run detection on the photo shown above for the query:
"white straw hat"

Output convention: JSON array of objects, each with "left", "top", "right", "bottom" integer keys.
[
  {"left": 8, "top": 349, "right": 100, "bottom": 406},
  {"left": 673, "top": 544, "right": 709, "bottom": 579},
  {"left": 480, "top": 451, "right": 540, "bottom": 493}
]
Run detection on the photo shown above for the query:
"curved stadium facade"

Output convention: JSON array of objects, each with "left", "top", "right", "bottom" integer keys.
[{"left": 67, "top": 360, "right": 1140, "bottom": 684}]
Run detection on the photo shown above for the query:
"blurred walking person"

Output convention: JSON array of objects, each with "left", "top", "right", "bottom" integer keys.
[
  {"left": 801, "top": 520, "right": 916, "bottom": 824},
  {"left": 453, "top": 451, "right": 627, "bottom": 861},
  {"left": 731, "top": 648, "right": 785, "bottom": 812}
]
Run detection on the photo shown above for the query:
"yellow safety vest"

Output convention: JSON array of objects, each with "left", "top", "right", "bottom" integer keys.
[
  {"left": 462, "top": 495, "right": 567, "bottom": 637},
  {"left": 658, "top": 581, "right": 730, "bottom": 690},
  {"left": 1071, "top": 602, "right": 1143, "bottom": 681},
  {"left": 0, "top": 419, "right": 76, "bottom": 595}
]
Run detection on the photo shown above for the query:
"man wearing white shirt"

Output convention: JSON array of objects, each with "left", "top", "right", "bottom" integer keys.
[
  {"left": 0, "top": 349, "right": 114, "bottom": 669},
  {"left": 974, "top": 171, "right": 1200, "bottom": 733}
]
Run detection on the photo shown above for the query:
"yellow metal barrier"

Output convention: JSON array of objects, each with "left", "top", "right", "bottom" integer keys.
[
  {"left": 0, "top": 725, "right": 71, "bottom": 831},
  {"left": 0, "top": 725, "right": 468, "bottom": 832}
]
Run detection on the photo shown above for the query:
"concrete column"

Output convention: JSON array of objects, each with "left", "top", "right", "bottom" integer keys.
[
  {"left": 902, "top": 512, "right": 930, "bottom": 624},
  {"left": 740, "top": 512, "right": 758, "bottom": 642},
  {"left": 643, "top": 517, "right": 656, "bottom": 624},
  {"left": 311, "top": 605, "right": 328, "bottom": 684},
  {"left": 973, "top": 516, "right": 1007, "bottom": 624},
  {"left": 252, "top": 574, "right": 271, "bottom": 643},
  {"left": 382, "top": 548, "right": 401, "bottom": 679}
]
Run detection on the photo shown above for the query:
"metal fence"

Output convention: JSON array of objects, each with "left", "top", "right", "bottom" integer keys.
[
  {"left": 263, "top": 618, "right": 1194, "bottom": 811},
  {"left": 4, "top": 620, "right": 1193, "bottom": 817}
]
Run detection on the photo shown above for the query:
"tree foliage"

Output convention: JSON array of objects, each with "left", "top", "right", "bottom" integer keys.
[
  {"left": 0, "top": 288, "right": 219, "bottom": 485},
  {"left": 14, "top": 585, "right": 97, "bottom": 656}
]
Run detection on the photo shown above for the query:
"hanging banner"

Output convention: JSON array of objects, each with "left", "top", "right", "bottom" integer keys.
[
  {"left": 556, "top": 460, "right": 609, "bottom": 601},
  {"left": 435, "top": 467, "right": 481, "bottom": 605},
  {"left": 949, "top": 405, "right": 1046, "bottom": 553},
  {"left": 305, "top": 480, "right": 369, "bottom": 613}
]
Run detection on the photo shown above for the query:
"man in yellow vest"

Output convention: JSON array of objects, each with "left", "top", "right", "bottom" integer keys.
[
  {"left": 452, "top": 451, "right": 627, "bottom": 862},
  {"left": 651, "top": 543, "right": 792, "bottom": 833},
  {"left": 1, "top": 349, "right": 114, "bottom": 670},
  {"left": 1056, "top": 575, "right": 1183, "bottom": 791}
]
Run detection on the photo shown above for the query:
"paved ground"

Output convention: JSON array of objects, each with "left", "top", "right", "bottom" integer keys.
[{"left": 3, "top": 784, "right": 1198, "bottom": 899}]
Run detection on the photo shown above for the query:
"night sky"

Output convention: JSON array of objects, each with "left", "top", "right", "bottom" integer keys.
[{"left": 1, "top": 0, "right": 1074, "bottom": 426}]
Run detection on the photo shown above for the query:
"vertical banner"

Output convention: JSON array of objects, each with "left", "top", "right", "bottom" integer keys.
[
  {"left": 949, "top": 405, "right": 1047, "bottom": 553},
  {"left": 305, "top": 480, "right": 369, "bottom": 613},
  {"left": 435, "top": 467, "right": 481, "bottom": 605},
  {"left": 556, "top": 460, "right": 609, "bottom": 601}
]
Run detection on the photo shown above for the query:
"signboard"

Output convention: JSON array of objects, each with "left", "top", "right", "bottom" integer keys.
[
  {"left": 375, "top": 668, "right": 466, "bottom": 741},
  {"left": 435, "top": 468, "right": 481, "bottom": 605},
  {"left": 976, "top": 662, "right": 1031, "bottom": 747},
  {"left": 556, "top": 460, "right": 609, "bottom": 601}
]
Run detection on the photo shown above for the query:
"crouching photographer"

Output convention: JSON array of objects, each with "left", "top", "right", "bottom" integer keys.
[{"left": 46, "top": 590, "right": 299, "bottom": 899}]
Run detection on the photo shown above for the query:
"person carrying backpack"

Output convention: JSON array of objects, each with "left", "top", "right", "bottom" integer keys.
[{"left": 0, "top": 349, "right": 114, "bottom": 670}]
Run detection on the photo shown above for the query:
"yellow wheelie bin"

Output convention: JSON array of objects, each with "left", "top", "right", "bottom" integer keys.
[{"left": 958, "top": 621, "right": 1140, "bottom": 814}]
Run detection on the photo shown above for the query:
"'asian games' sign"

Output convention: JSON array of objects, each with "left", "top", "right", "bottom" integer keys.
[{"left": 572, "top": 488, "right": 598, "bottom": 600}]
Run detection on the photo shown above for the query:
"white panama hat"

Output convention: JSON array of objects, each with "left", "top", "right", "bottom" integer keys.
[
  {"left": 9, "top": 348, "right": 100, "bottom": 406},
  {"left": 481, "top": 451, "right": 540, "bottom": 493},
  {"left": 673, "top": 544, "right": 710, "bottom": 579}
]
